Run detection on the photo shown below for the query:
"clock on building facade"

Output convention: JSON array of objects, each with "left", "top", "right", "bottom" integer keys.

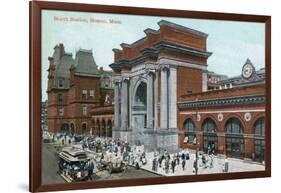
[{"left": 242, "top": 58, "right": 255, "bottom": 79}]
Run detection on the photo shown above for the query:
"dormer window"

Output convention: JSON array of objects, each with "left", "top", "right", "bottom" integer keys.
[{"left": 58, "top": 79, "right": 64, "bottom": 88}]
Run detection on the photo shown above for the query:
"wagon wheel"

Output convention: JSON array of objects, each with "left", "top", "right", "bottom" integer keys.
[{"left": 107, "top": 163, "right": 113, "bottom": 174}]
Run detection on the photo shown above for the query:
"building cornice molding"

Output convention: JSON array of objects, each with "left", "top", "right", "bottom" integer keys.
[
  {"left": 178, "top": 94, "right": 265, "bottom": 109},
  {"left": 153, "top": 40, "right": 212, "bottom": 59}
]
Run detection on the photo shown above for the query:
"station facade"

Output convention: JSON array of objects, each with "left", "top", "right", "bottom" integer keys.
[
  {"left": 46, "top": 21, "right": 266, "bottom": 161},
  {"left": 109, "top": 20, "right": 265, "bottom": 160}
]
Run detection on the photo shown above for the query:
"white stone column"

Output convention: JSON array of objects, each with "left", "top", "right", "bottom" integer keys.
[
  {"left": 168, "top": 67, "right": 177, "bottom": 129},
  {"left": 160, "top": 68, "right": 168, "bottom": 128},
  {"left": 154, "top": 71, "right": 158, "bottom": 130},
  {"left": 146, "top": 72, "right": 154, "bottom": 129},
  {"left": 114, "top": 82, "right": 120, "bottom": 129},
  {"left": 121, "top": 79, "right": 128, "bottom": 129}
]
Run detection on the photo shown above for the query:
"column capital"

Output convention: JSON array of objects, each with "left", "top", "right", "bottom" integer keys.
[
  {"left": 113, "top": 76, "right": 122, "bottom": 84},
  {"left": 122, "top": 77, "right": 130, "bottom": 82},
  {"left": 159, "top": 64, "right": 170, "bottom": 71},
  {"left": 145, "top": 68, "right": 156, "bottom": 77},
  {"left": 159, "top": 63, "right": 178, "bottom": 70}
]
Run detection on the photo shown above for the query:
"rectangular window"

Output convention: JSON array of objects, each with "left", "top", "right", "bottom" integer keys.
[
  {"left": 89, "top": 90, "right": 95, "bottom": 97},
  {"left": 82, "top": 90, "right": 87, "bottom": 100},
  {"left": 58, "top": 94, "right": 63, "bottom": 103},
  {"left": 82, "top": 104, "right": 87, "bottom": 116},
  {"left": 58, "top": 107, "right": 64, "bottom": 116}
]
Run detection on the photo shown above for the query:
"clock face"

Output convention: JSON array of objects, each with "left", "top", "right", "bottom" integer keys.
[{"left": 242, "top": 63, "right": 254, "bottom": 79}]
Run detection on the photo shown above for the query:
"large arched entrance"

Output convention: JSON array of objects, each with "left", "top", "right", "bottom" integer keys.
[
  {"left": 253, "top": 117, "right": 265, "bottom": 162},
  {"left": 132, "top": 81, "right": 147, "bottom": 145},
  {"left": 225, "top": 117, "right": 244, "bottom": 158},
  {"left": 202, "top": 118, "right": 218, "bottom": 154}
]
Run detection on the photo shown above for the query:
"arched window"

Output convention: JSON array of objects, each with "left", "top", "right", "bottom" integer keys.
[
  {"left": 183, "top": 119, "right": 197, "bottom": 144},
  {"left": 226, "top": 117, "right": 244, "bottom": 134},
  {"left": 135, "top": 82, "right": 147, "bottom": 106},
  {"left": 225, "top": 117, "right": 244, "bottom": 158},
  {"left": 203, "top": 118, "right": 216, "bottom": 133},
  {"left": 202, "top": 118, "right": 218, "bottom": 153},
  {"left": 254, "top": 117, "right": 265, "bottom": 161},
  {"left": 254, "top": 118, "right": 265, "bottom": 137}
]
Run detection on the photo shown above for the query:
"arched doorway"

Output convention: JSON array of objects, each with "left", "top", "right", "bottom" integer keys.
[
  {"left": 82, "top": 123, "right": 87, "bottom": 134},
  {"left": 92, "top": 120, "right": 96, "bottom": 136},
  {"left": 107, "top": 120, "right": 112, "bottom": 138},
  {"left": 102, "top": 120, "right": 106, "bottom": 137},
  {"left": 97, "top": 120, "right": 100, "bottom": 137},
  {"left": 253, "top": 117, "right": 265, "bottom": 162},
  {"left": 225, "top": 117, "right": 244, "bottom": 158},
  {"left": 202, "top": 118, "right": 218, "bottom": 154},
  {"left": 183, "top": 118, "right": 197, "bottom": 144},
  {"left": 132, "top": 81, "right": 147, "bottom": 145},
  {"left": 60, "top": 123, "right": 70, "bottom": 134},
  {"left": 70, "top": 123, "right": 75, "bottom": 136}
]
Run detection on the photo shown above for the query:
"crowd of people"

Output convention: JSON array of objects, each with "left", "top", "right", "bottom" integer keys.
[{"left": 45, "top": 132, "right": 230, "bottom": 176}]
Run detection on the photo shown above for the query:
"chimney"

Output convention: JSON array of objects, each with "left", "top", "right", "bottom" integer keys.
[{"left": 59, "top": 43, "right": 65, "bottom": 59}]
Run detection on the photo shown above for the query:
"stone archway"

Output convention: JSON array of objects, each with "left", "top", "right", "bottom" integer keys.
[
  {"left": 202, "top": 118, "right": 218, "bottom": 154},
  {"left": 70, "top": 123, "right": 75, "bottom": 136},
  {"left": 132, "top": 81, "right": 147, "bottom": 145},
  {"left": 60, "top": 123, "right": 70, "bottom": 134},
  {"left": 101, "top": 120, "right": 106, "bottom": 137},
  {"left": 82, "top": 123, "right": 87, "bottom": 134}
]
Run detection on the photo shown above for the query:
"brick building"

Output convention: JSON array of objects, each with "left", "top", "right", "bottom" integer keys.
[
  {"left": 90, "top": 68, "right": 114, "bottom": 138},
  {"left": 47, "top": 44, "right": 113, "bottom": 135},
  {"left": 109, "top": 20, "right": 265, "bottom": 161}
]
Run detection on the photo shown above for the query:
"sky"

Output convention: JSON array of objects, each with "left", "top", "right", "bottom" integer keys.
[{"left": 41, "top": 10, "right": 265, "bottom": 101}]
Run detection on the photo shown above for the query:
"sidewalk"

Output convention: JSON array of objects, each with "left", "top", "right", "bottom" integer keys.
[{"left": 138, "top": 151, "right": 265, "bottom": 176}]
